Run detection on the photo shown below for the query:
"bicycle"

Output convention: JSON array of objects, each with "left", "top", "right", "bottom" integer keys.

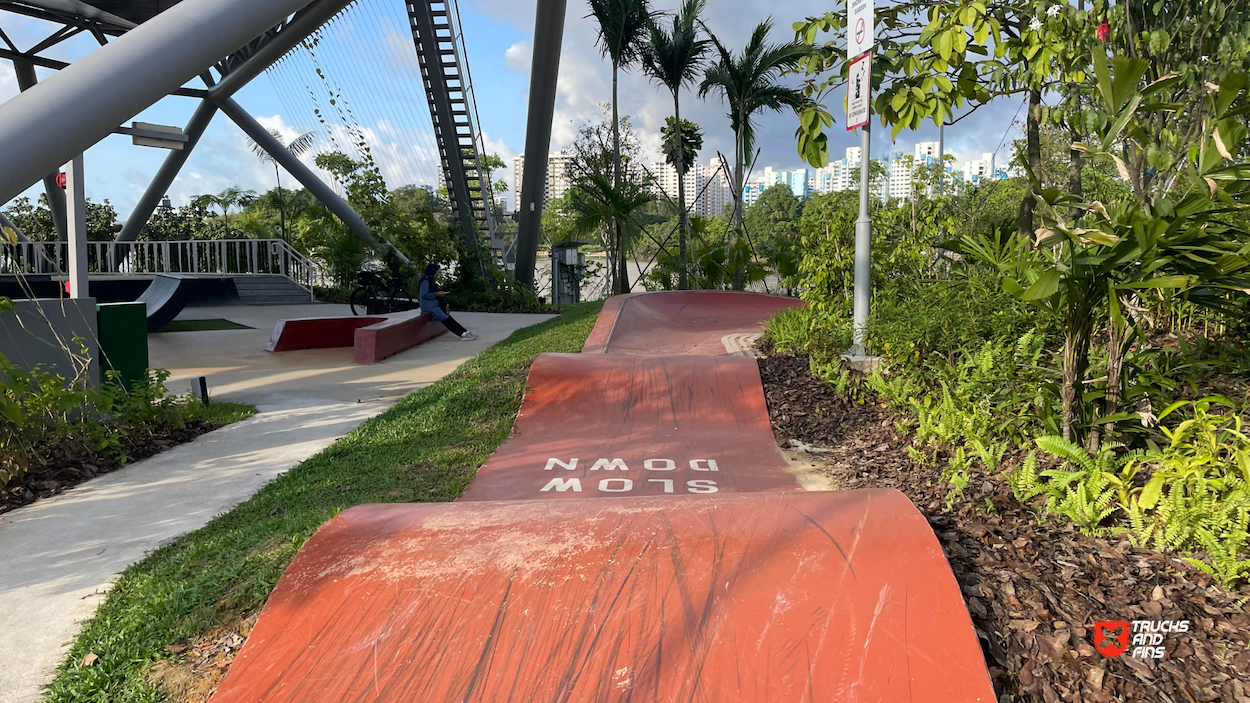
[{"left": 349, "top": 264, "right": 414, "bottom": 316}]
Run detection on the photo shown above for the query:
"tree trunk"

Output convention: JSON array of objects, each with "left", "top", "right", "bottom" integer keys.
[
  {"left": 675, "top": 96, "right": 689, "bottom": 291},
  {"left": 731, "top": 121, "right": 745, "bottom": 291},
  {"left": 612, "top": 65, "right": 629, "bottom": 295},
  {"left": 1061, "top": 312, "right": 1094, "bottom": 443},
  {"left": 1068, "top": 127, "right": 1084, "bottom": 222},
  {"left": 1089, "top": 305, "right": 1129, "bottom": 451},
  {"left": 1017, "top": 88, "right": 1042, "bottom": 242},
  {"left": 276, "top": 165, "right": 287, "bottom": 246}
]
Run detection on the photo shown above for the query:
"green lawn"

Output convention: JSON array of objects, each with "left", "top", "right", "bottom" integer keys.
[{"left": 44, "top": 302, "right": 603, "bottom": 703}]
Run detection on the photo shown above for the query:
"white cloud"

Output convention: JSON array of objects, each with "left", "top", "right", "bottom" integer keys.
[
  {"left": 504, "top": 41, "right": 532, "bottom": 73},
  {"left": 0, "top": 63, "right": 17, "bottom": 104}
]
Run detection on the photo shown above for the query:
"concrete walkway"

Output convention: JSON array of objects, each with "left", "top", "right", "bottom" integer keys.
[{"left": 0, "top": 304, "right": 553, "bottom": 703}]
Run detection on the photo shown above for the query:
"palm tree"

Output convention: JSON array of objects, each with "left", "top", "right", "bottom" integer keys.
[
  {"left": 212, "top": 186, "right": 256, "bottom": 236},
  {"left": 587, "top": 0, "right": 651, "bottom": 294},
  {"left": 642, "top": 0, "right": 708, "bottom": 291},
  {"left": 248, "top": 129, "right": 315, "bottom": 245},
  {"left": 698, "top": 18, "right": 807, "bottom": 289},
  {"left": 568, "top": 168, "right": 655, "bottom": 269}
]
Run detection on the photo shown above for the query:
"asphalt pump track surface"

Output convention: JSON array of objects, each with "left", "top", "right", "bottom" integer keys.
[{"left": 212, "top": 291, "right": 996, "bottom": 702}]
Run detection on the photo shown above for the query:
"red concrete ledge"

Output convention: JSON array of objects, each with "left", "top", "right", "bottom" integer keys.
[
  {"left": 265, "top": 311, "right": 446, "bottom": 364},
  {"left": 265, "top": 315, "right": 385, "bottom": 352},
  {"left": 353, "top": 311, "right": 447, "bottom": 364}
]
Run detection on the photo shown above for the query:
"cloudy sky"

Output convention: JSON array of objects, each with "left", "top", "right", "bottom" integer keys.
[{"left": 0, "top": 0, "right": 1027, "bottom": 219}]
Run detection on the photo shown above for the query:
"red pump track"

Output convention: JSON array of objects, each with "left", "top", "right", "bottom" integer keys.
[{"left": 212, "top": 291, "right": 995, "bottom": 702}]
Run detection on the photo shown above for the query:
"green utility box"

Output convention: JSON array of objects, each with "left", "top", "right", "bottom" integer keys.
[{"left": 96, "top": 302, "right": 149, "bottom": 390}]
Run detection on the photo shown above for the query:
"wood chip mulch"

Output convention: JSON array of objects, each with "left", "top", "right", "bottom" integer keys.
[
  {"left": 0, "top": 421, "right": 217, "bottom": 515},
  {"left": 758, "top": 351, "right": 1250, "bottom": 703}
]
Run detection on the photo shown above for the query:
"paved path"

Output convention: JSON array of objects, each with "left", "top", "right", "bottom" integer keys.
[{"left": 0, "top": 304, "right": 553, "bottom": 703}]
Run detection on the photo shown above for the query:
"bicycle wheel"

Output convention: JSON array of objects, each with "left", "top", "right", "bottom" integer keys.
[{"left": 349, "top": 287, "right": 371, "bottom": 316}]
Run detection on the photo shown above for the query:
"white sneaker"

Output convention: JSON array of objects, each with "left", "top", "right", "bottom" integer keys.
[{"left": 460, "top": 332, "right": 479, "bottom": 341}]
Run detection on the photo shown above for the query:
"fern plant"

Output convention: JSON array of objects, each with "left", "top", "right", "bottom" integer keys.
[
  {"left": 943, "top": 446, "right": 972, "bottom": 511},
  {"left": 1187, "top": 505, "right": 1250, "bottom": 588},
  {"left": 1007, "top": 451, "right": 1046, "bottom": 504},
  {"left": 1033, "top": 436, "right": 1129, "bottom": 534}
]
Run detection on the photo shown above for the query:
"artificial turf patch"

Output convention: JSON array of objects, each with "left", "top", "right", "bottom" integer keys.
[{"left": 155, "top": 319, "right": 254, "bottom": 333}]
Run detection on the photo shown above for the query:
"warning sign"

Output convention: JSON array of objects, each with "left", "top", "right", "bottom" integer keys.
[{"left": 846, "top": 52, "right": 872, "bottom": 130}]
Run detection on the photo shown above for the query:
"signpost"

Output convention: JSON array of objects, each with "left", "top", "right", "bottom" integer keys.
[{"left": 847, "top": 0, "right": 874, "bottom": 357}]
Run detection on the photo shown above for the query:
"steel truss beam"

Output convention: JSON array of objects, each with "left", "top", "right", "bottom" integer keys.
[{"left": 407, "top": 0, "right": 495, "bottom": 268}]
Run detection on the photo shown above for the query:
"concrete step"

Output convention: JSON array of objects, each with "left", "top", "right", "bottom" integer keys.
[{"left": 234, "top": 276, "right": 312, "bottom": 305}]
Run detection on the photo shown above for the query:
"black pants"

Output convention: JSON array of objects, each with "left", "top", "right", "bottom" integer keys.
[
  {"left": 436, "top": 299, "right": 466, "bottom": 336},
  {"left": 440, "top": 315, "right": 467, "bottom": 336}
]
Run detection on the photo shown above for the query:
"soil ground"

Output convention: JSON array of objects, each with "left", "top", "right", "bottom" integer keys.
[{"left": 758, "top": 351, "right": 1250, "bottom": 703}]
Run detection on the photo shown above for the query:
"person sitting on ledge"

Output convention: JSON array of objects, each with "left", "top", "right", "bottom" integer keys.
[{"left": 419, "top": 263, "right": 477, "bottom": 341}]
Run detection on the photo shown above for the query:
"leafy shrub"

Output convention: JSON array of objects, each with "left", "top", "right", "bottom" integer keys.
[
  {"left": 0, "top": 352, "right": 250, "bottom": 490},
  {"left": 867, "top": 272, "right": 1054, "bottom": 365}
]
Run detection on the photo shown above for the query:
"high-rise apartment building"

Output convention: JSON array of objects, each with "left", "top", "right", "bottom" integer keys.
[
  {"left": 512, "top": 152, "right": 575, "bottom": 208},
  {"left": 963, "top": 153, "right": 997, "bottom": 184},
  {"left": 647, "top": 159, "right": 733, "bottom": 218}
]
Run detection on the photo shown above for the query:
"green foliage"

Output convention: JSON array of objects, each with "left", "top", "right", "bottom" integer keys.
[
  {"left": 760, "top": 304, "right": 852, "bottom": 362},
  {"left": 1033, "top": 436, "right": 1124, "bottom": 534},
  {"left": 660, "top": 117, "right": 704, "bottom": 175},
  {"left": 314, "top": 152, "right": 458, "bottom": 268},
  {"left": 868, "top": 274, "right": 1050, "bottom": 364},
  {"left": 2, "top": 194, "right": 121, "bottom": 241},
  {"left": 0, "top": 353, "right": 254, "bottom": 490}
]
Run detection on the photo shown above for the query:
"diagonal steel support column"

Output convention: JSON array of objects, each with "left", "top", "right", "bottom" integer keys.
[
  {"left": 216, "top": 97, "right": 403, "bottom": 263},
  {"left": 118, "top": 0, "right": 354, "bottom": 243},
  {"left": 0, "top": 0, "right": 319, "bottom": 204},
  {"left": 11, "top": 59, "right": 68, "bottom": 242},
  {"left": 208, "top": 0, "right": 354, "bottom": 102},
  {"left": 514, "top": 0, "right": 568, "bottom": 289},
  {"left": 116, "top": 99, "right": 218, "bottom": 242}
]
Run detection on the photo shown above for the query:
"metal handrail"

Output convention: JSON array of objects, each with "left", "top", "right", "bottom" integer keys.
[{"left": 0, "top": 239, "right": 327, "bottom": 292}]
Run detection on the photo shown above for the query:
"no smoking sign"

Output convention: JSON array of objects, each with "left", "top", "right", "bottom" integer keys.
[{"left": 848, "top": 0, "right": 875, "bottom": 58}]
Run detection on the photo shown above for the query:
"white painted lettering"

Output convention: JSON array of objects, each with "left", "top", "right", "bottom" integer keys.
[
  {"left": 644, "top": 458, "right": 675, "bottom": 471},
  {"left": 687, "top": 480, "right": 718, "bottom": 493},
  {"left": 689, "top": 459, "right": 720, "bottom": 472},
  {"left": 590, "top": 458, "right": 630, "bottom": 471},
  {"left": 599, "top": 478, "right": 634, "bottom": 493},
  {"left": 540, "top": 477, "right": 582, "bottom": 492},
  {"left": 544, "top": 458, "right": 578, "bottom": 471},
  {"left": 648, "top": 479, "right": 675, "bottom": 493}
]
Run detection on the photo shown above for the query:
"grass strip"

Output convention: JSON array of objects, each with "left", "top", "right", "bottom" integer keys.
[{"left": 44, "top": 301, "right": 603, "bottom": 702}]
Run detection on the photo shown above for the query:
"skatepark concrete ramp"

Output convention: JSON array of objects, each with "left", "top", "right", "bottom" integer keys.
[
  {"left": 213, "top": 292, "right": 995, "bottom": 701},
  {"left": 136, "top": 274, "right": 194, "bottom": 332}
]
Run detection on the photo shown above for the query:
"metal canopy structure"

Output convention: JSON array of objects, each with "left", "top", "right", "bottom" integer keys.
[{"left": 0, "top": 0, "right": 499, "bottom": 266}]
